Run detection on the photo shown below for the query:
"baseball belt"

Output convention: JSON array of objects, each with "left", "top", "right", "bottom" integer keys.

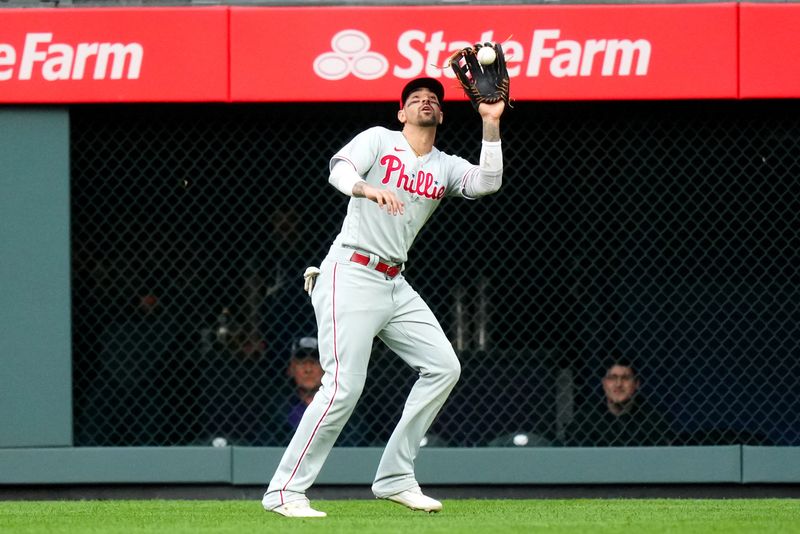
[{"left": 350, "top": 252, "right": 402, "bottom": 279}]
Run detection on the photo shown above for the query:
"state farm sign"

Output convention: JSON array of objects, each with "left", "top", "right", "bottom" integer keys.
[
  {"left": 231, "top": 4, "right": 736, "bottom": 101},
  {"left": 0, "top": 33, "right": 142, "bottom": 81},
  {"left": 312, "top": 28, "right": 650, "bottom": 82},
  {"left": 399, "top": 29, "right": 648, "bottom": 79},
  {"left": 0, "top": 3, "right": 740, "bottom": 103},
  {"left": 519, "top": 30, "right": 650, "bottom": 77},
  {"left": 0, "top": 7, "right": 227, "bottom": 103}
]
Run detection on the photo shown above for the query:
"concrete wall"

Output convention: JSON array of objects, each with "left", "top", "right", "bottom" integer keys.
[{"left": 0, "top": 108, "right": 72, "bottom": 448}]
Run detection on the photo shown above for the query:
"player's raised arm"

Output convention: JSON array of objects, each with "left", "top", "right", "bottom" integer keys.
[
  {"left": 479, "top": 100, "right": 505, "bottom": 142},
  {"left": 461, "top": 101, "right": 505, "bottom": 199},
  {"left": 449, "top": 42, "right": 509, "bottom": 199}
]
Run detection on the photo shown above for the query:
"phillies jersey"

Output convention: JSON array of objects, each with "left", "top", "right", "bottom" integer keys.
[{"left": 329, "top": 126, "right": 477, "bottom": 264}]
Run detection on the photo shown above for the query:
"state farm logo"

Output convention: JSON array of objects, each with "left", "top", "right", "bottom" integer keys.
[
  {"left": 314, "top": 30, "right": 389, "bottom": 80},
  {"left": 0, "top": 32, "right": 142, "bottom": 81},
  {"left": 313, "top": 29, "right": 651, "bottom": 80}
]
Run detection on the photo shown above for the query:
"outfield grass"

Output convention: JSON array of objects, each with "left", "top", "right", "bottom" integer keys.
[{"left": 1, "top": 499, "right": 798, "bottom": 534}]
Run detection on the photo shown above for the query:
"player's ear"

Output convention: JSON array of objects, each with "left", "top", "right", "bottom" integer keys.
[
  {"left": 397, "top": 108, "right": 407, "bottom": 124},
  {"left": 438, "top": 111, "right": 444, "bottom": 125}
]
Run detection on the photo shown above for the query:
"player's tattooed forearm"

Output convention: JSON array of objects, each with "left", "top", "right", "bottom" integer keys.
[
  {"left": 483, "top": 120, "right": 501, "bottom": 142},
  {"left": 352, "top": 180, "right": 367, "bottom": 197}
]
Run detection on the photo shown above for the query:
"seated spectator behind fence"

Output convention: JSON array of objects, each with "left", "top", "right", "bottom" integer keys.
[
  {"left": 282, "top": 336, "right": 366, "bottom": 446},
  {"left": 565, "top": 358, "right": 674, "bottom": 446}
]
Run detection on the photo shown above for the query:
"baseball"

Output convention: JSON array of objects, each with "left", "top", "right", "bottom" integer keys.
[
  {"left": 211, "top": 436, "right": 228, "bottom": 448},
  {"left": 512, "top": 433, "right": 529, "bottom": 447},
  {"left": 477, "top": 46, "right": 497, "bottom": 66}
]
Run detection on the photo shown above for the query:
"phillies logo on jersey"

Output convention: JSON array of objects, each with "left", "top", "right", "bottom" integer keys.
[{"left": 380, "top": 154, "right": 445, "bottom": 200}]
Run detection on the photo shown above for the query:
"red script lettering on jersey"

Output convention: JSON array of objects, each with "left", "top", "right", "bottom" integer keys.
[{"left": 380, "top": 154, "right": 445, "bottom": 200}]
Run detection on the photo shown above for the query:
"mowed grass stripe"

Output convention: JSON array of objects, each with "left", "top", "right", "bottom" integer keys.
[{"left": 1, "top": 499, "right": 798, "bottom": 534}]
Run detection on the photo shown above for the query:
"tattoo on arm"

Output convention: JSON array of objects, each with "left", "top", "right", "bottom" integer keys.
[
  {"left": 483, "top": 120, "right": 501, "bottom": 142},
  {"left": 352, "top": 180, "right": 367, "bottom": 198}
]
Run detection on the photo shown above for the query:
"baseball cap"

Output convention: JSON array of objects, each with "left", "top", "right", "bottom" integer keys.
[
  {"left": 400, "top": 77, "right": 445, "bottom": 108},
  {"left": 291, "top": 336, "right": 319, "bottom": 359}
]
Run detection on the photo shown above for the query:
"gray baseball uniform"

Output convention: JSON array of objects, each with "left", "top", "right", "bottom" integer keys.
[{"left": 262, "top": 120, "right": 503, "bottom": 509}]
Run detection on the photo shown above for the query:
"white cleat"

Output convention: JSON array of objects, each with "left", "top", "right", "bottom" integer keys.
[
  {"left": 382, "top": 486, "right": 442, "bottom": 513},
  {"left": 268, "top": 501, "right": 327, "bottom": 518}
]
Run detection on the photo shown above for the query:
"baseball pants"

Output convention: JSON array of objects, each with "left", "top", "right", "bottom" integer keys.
[{"left": 262, "top": 246, "right": 461, "bottom": 508}]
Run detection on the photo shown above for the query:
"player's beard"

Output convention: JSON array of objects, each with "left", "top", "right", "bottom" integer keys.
[
  {"left": 409, "top": 108, "right": 441, "bottom": 128},
  {"left": 417, "top": 115, "right": 438, "bottom": 127}
]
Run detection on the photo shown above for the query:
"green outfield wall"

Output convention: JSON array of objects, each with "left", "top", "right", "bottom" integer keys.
[
  {"left": 0, "top": 445, "right": 798, "bottom": 486},
  {"left": 0, "top": 108, "right": 72, "bottom": 449}
]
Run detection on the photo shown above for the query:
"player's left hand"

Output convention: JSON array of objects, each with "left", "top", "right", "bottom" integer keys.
[
  {"left": 449, "top": 42, "right": 510, "bottom": 112},
  {"left": 479, "top": 100, "right": 505, "bottom": 121}
]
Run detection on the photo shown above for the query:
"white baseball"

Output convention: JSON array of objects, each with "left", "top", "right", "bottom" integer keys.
[
  {"left": 211, "top": 436, "right": 228, "bottom": 448},
  {"left": 512, "top": 433, "right": 529, "bottom": 447},
  {"left": 477, "top": 46, "right": 497, "bottom": 66}
]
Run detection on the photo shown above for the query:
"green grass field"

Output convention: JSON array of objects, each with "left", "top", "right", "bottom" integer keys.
[{"left": 1, "top": 499, "right": 799, "bottom": 534}]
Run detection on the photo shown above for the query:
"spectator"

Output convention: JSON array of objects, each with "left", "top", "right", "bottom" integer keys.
[
  {"left": 286, "top": 337, "right": 324, "bottom": 429},
  {"left": 256, "top": 206, "right": 317, "bottom": 360},
  {"left": 91, "top": 290, "right": 177, "bottom": 445},
  {"left": 281, "top": 336, "right": 367, "bottom": 446},
  {"left": 565, "top": 358, "right": 674, "bottom": 446}
]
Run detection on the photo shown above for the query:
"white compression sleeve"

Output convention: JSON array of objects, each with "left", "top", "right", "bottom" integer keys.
[
  {"left": 329, "top": 159, "right": 364, "bottom": 196},
  {"left": 462, "top": 140, "right": 503, "bottom": 198}
]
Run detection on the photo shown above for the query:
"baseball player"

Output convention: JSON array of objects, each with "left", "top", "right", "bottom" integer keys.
[{"left": 261, "top": 77, "right": 506, "bottom": 518}]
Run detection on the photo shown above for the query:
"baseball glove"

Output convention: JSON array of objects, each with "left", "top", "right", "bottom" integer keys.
[{"left": 448, "top": 42, "right": 510, "bottom": 110}]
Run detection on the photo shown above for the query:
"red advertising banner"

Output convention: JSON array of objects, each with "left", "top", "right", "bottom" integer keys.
[
  {"left": 0, "top": 7, "right": 228, "bottom": 103},
  {"left": 230, "top": 4, "right": 738, "bottom": 102},
  {"left": 740, "top": 4, "right": 800, "bottom": 98}
]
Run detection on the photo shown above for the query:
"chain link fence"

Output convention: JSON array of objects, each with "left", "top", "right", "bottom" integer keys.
[{"left": 71, "top": 100, "right": 800, "bottom": 448}]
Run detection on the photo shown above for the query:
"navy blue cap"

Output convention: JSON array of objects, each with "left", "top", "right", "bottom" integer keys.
[
  {"left": 291, "top": 336, "right": 319, "bottom": 359},
  {"left": 400, "top": 77, "right": 445, "bottom": 108}
]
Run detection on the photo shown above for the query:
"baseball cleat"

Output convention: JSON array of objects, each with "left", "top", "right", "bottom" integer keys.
[
  {"left": 382, "top": 486, "right": 442, "bottom": 513},
  {"left": 268, "top": 501, "right": 327, "bottom": 518}
]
